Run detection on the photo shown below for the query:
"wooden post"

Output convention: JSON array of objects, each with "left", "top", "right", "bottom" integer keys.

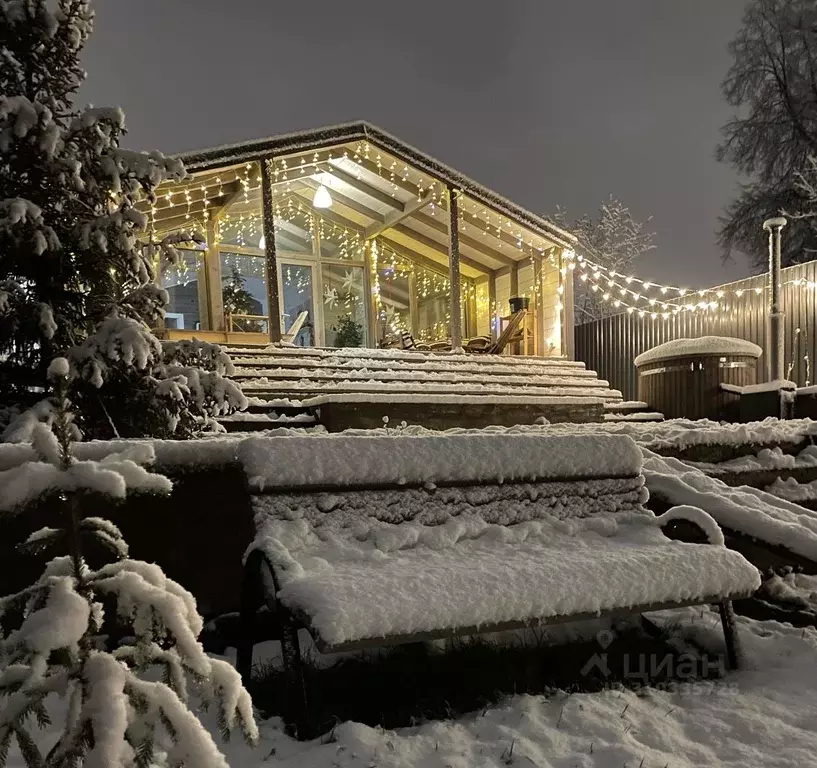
[
  {"left": 488, "top": 272, "right": 497, "bottom": 340},
  {"left": 534, "top": 254, "right": 545, "bottom": 356},
  {"left": 447, "top": 186, "right": 463, "bottom": 350},
  {"left": 362, "top": 239, "right": 377, "bottom": 348},
  {"left": 562, "top": 251, "right": 575, "bottom": 359},
  {"left": 205, "top": 215, "right": 225, "bottom": 331},
  {"left": 367, "top": 240, "right": 381, "bottom": 345},
  {"left": 196, "top": 256, "right": 211, "bottom": 331},
  {"left": 509, "top": 264, "right": 519, "bottom": 301},
  {"left": 261, "top": 158, "right": 282, "bottom": 343},
  {"left": 408, "top": 272, "right": 420, "bottom": 337}
]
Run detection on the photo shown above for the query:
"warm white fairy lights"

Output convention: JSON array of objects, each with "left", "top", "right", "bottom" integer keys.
[
  {"left": 158, "top": 139, "right": 817, "bottom": 343},
  {"left": 562, "top": 250, "right": 817, "bottom": 320}
]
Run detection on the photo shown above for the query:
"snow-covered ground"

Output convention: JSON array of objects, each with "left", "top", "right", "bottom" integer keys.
[
  {"left": 230, "top": 612, "right": 817, "bottom": 768},
  {"left": 8, "top": 611, "right": 817, "bottom": 767}
]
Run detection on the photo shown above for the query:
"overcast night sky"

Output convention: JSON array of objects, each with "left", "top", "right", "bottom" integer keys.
[{"left": 81, "top": 1, "right": 751, "bottom": 289}]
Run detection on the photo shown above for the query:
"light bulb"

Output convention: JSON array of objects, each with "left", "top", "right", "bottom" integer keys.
[{"left": 313, "top": 184, "right": 333, "bottom": 209}]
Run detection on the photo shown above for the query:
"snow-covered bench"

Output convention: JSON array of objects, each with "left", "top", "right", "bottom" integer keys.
[{"left": 235, "top": 432, "right": 760, "bottom": 726}]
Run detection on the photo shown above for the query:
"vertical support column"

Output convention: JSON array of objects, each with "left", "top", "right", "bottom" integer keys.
[
  {"left": 488, "top": 272, "right": 497, "bottom": 340},
  {"left": 561, "top": 250, "right": 575, "bottom": 360},
  {"left": 762, "top": 216, "right": 787, "bottom": 381},
  {"left": 261, "top": 158, "right": 282, "bottom": 343},
  {"left": 509, "top": 263, "right": 519, "bottom": 300},
  {"left": 367, "top": 240, "right": 381, "bottom": 345},
  {"left": 447, "top": 186, "right": 463, "bottom": 350},
  {"left": 205, "top": 215, "right": 225, "bottom": 332},
  {"left": 362, "top": 239, "right": 376, "bottom": 347},
  {"left": 196, "top": 257, "right": 211, "bottom": 331},
  {"left": 533, "top": 254, "right": 545, "bottom": 356},
  {"left": 408, "top": 272, "right": 420, "bottom": 337}
]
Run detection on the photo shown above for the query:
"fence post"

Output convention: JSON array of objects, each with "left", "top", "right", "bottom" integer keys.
[{"left": 762, "top": 216, "right": 787, "bottom": 382}]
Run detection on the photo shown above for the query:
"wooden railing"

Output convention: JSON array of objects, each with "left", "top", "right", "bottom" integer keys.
[{"left": 225, "top": 313, "right": 269, "bottom": 333}]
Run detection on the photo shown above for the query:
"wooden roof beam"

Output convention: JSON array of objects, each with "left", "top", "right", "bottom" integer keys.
[
  {"left": 364, "top": 190, "right": 435, "bottom": 240},
  {"left": 378, "top": 236, "right": 450, "bottom": 276},
  {"left": 337, "top": 154, "right": 557, "bottom": 257},
  {"left": 323, "top": 165, "right": 404, "bottom": 210},
  {"left": 390, "top": 223, "right": 488, "bottom": 275},
  {"left": 341, "top": 154, "right": 419, "bottom": 197},
  {"left": 290, "top": 189, "right": 367, "bottom": 233},
  {"left": 410, "top": 210, "right": 517, "bottom": 267},
  {"left": 299, "top": 177, "right": 385, "bottom": 222}
]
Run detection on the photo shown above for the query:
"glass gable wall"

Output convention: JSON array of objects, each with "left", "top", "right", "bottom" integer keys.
[{"left": 143, "top": 137, "right": 569, "bottom": 355}]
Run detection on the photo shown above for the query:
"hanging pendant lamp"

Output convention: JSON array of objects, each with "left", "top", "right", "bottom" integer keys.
[{"left": 312, "top": 183, "right": 333, "bottom": 209}]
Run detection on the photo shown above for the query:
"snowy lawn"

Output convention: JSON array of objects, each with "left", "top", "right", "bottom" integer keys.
[
  {"left": 7, "top": 599, "right": 817, "bottom": 767},
  {"left": 214, "top": 611, "right": 817, "bottom": 767}
]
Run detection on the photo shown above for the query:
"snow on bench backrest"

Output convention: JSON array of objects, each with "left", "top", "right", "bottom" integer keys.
[
  {"left": 244, "top": 433, "right": 649, "bottom": 533},
  {"left": 239, "top": 433, "right": 643, "bottom": 492}
]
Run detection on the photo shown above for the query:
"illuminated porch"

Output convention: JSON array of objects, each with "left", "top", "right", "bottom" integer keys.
[{"left": 145, "top": 122, "right": 577, "bottom": 357}]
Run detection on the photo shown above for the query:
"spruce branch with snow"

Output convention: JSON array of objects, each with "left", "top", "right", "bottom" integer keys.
[
  {"left": 551, "top": 196, "right": 656, "bottom": 322},
  {"left": 0, "top": 360, "right": 258, "bottom": 768},
  {"left": 0, "top": 0, "right": 244, "bottom": 439}
]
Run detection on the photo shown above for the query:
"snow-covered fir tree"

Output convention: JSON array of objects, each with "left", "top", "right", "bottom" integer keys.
[
  {"left": 0, "top": 0, "right": 246, "bottom": 439},
  {"left": 0, "top": 358, "right": 258, "bottom": 767},
  {"left": 552, "top": 196, "right": 656, "bottom": 323}
]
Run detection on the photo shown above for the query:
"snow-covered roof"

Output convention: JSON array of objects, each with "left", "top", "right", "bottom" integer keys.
[
  {"left": 174, "top": 121, "right": 576, "bottom": 250},
  {"left": 634, "top": 336, "right": 763, "bottom": 367}
]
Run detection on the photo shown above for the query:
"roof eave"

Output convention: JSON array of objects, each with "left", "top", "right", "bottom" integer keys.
[{"left": 175, "top": 121, "right": 577, "bottom": 248}]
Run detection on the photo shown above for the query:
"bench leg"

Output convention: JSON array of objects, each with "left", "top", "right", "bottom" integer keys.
[
  {"left": 237, "top": 549, "right": 269, "bottom": 684},
  {"left": 279, "top": 612, "right": 309, "bottom": 737},
  {"left": 718, "top": 600, "right": 741, "bottom": 671}
]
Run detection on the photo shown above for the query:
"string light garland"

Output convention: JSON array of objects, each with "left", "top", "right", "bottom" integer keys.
[{"left": 563, "top": 250, "right": 817, "bottom": 320}]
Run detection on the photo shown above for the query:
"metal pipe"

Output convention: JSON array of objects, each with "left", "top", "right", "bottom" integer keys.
[{"left": 762, "top": 216, "right": 787, "bottom": 381}]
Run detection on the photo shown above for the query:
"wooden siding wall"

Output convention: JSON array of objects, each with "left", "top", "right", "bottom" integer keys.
[{"left": 574, "top": 261, "right": 817, "bottom": 401}]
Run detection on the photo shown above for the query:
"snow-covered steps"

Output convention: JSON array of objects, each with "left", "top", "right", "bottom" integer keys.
[
  {"left": 216, "top": 344, "right": 625, "bottom": 429},
  {"left": 214, "top": 344, "right": 631, "bottom": 429},
  {"left": 217, "top": 411, "right": 317, "bottom": 433},
  {"left": 240, "top": 378, "right": 620, "bottom": 401},
  {"left": 222, "top": 344, "right": 591, "bottom": 368},
  {"left": 215, "top": 394, "right": 316, "bottom": 432},
  {"left": 603, "top": 400, "right": 665, "bottom": 423}
]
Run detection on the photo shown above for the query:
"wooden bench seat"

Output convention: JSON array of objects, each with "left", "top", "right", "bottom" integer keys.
[{"left": 236, "top": 432, "right": 760, "bottom": 731}]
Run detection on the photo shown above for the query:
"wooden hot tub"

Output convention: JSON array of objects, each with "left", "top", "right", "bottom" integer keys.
[{"left": 634, "top": 336, "right": 762, "bottom": 421}]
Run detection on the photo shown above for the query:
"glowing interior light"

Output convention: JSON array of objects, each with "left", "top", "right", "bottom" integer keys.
[{"left": 312, "top": 184, "right": 333, "bottom": 209}]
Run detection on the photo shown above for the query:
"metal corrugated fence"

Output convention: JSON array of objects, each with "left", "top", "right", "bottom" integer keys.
[{"left": 574, "top": 260, "right": 817, "bottom": 401}]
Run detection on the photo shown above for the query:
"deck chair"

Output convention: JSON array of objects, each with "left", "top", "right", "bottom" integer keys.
[
  {"left": 471, "top": 308, "right": 527, "bottom": 355},
  {"left": 280, "top": 310, "right": 309, "bottom": 344}
]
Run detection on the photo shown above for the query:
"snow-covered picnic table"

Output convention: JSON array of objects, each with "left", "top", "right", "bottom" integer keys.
[{"left": 235, "top": 432, "right": 760, "bottom": 732}]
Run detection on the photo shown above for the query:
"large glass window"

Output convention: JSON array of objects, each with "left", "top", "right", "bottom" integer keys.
[
  {"left": 280, "top": 263, "right": 315, "bottom": 346},
  {"left": 318, "top": 218, "right": 366, "bottom": 262},
  {"left": 377, "top": 241, "right": 449, "bottom": 345},
  {"left": 220, "top": 252, "right": 268, "bottom": 333},
  {"left": 161, "top": 248, "right": 203, "bottom": 331},
  {"left": 273, "top": 201, "right": 314, "bottom": 257},
  {"left": 322, "top": 263, "right": 367, "bottom": 347}
]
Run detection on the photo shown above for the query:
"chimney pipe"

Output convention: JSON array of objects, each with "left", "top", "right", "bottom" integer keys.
[{"left": 762, "top": 216, "right": 787, "bottom": 382}]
